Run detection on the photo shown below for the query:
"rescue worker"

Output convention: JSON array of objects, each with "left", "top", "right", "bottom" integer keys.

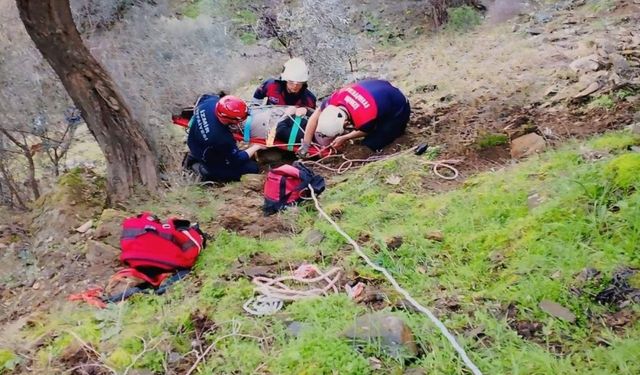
[
  {"left": 252, "top": 57, "right": 317, "bottom": 109},
  {"left": 186, "top": 94, "right": 265, "bottom": 182},
  {"left": 298, "top": 79, "right": 410, "bottom": 157}
]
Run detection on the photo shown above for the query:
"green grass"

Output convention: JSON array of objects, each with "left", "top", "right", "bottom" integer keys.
[
  {"left": 445, "top": 6, "right": 483, "bottom": 33},
  {"left": 0, "top": 349, "right": 20, "bottom": 373},
  {"left": 476, "top": 133, "right": 509, "bottom": 149},
  {"left": 12, "top": 131, "right": 640, "bottom": 374},
  {"left": 588, "top": 94, "right": 615, "bottom": 110}
]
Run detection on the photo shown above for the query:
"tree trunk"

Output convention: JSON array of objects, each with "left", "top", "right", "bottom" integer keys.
[{"left": 15, "top": 0, "right": 159, "bottom": 204}]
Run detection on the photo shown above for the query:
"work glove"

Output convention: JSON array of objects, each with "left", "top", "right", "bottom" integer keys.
[{"left": 297, "top": 142, "right": 310, "bottom": 158}]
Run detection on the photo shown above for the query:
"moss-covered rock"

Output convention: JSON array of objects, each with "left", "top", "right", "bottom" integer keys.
[{"left": 604, "top": 153, "right": 640, "bottom": 189}]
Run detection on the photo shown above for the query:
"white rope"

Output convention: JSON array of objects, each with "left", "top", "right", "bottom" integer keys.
[
  {"left": 308, "top": 187, "right": 483, "bottom": 375},
  {"left": 251, "top": 266, "right": 342, "bottom": 301},
  {"left": 243, "top": 295, "right": 284, "bottom": 316}
]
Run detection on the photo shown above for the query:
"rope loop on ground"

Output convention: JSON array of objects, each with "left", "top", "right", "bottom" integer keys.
[{"left": 301, "top": 146, "right": 461, "bottom": 179}]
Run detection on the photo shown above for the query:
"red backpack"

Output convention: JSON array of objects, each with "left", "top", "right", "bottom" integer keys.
[
  {"left": 263, "top": 162, "right": 325, "bottom": 215},
  {"left": 119, "top": 212, "right": 206, "bottom": 286}
]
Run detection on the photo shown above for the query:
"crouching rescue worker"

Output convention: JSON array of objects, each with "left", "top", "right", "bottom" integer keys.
[
  {"left": 298, "top": 79, "right": 410, "bottom": 157},
  {"left": 186, "top": 94, "right": 265, "bottom": 182},
  {"left": 252, "top": 57, "right": 317, "bottom": 109}
]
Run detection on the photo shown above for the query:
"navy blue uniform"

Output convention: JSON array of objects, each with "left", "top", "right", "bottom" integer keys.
[
  {"left": 323, "top": 79, "right": 410, "bottom": 151},
  {"left": 187, "top": 95, "right": 258, "bottom": 182},
  {"left": 253, "top": 79, "right": 317, "bottom": 108}
]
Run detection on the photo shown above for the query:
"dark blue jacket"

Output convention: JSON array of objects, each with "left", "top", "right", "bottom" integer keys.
[
  {"left": 253, "top": 79, "right": 317, "bottom": 108},
  {"left": 187, "top": 95, "right": 250, "bottom": 167}
]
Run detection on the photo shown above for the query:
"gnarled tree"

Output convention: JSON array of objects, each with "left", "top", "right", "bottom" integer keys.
[{"left": 15, "top": 0, "right": 159, "bottom": 204}]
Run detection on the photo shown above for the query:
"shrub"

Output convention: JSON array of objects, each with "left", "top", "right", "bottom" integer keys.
[{"left": 445, "top": 5, "right": 483, "bottom": 33}]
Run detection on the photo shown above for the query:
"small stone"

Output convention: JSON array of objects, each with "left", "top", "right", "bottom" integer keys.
[
  {"left": 343, "top": 313, "right": 418, "bottom": 358},
  {"left": 286, "top": 321, "right": 311, "bottom": 338},
  {"left": 426, "top": 230, "right": 444, "bottom": 242},
  {"left": 511, "top": 133, "right": 546, "bottom": 159},
  {"left": 368, "top": 357, "right": 383, "bottom": 370},
  {"left": 75, "top": 220, "right": 93, "bottom": 233},
  {"left": 32, "top": 281, "right": 41, "bottom": 290},
  {"left": 527, "top": 192, "right": 543, "bottom": 209},
  {"left": 534, "top": 12, "right": 552, "bottom": 23},
  {"left": 569, "top": 54, "right": 602, "bottom": 73},
  {"left": 576, "top": 267, "right": 600, "bottom": 283},
  {"left": 305, "top": 229, "right": 325, "bottom": 246},
  {"left": 539, "top": 300, "right": 576, "bottom": 323},
  {"left": 168, "top": 352, "right": 181, "bottom": 364}
]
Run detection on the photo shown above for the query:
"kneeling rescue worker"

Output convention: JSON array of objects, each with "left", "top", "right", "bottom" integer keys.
[
  {"left": 252, "top": 57, "right": 317, "bottom": 109},
  {"left": 298, "top": 79, "right": 410, "bottom": 157},
  {"left": 186, "top": 94, "right": 265, "bottom": 182}
]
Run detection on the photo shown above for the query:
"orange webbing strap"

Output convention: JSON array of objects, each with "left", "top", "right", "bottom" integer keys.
[
  {"left": 108, "top": 268, "right": 171, "bottom": 288},
  {"left": 68, "top": 286, "right": 107, "bottom": 309}
]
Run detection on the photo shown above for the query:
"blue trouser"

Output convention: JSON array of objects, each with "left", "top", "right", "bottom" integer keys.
[
  {"left": 197, "top": 160, "right": 259, "bottom": 183},
  {"left": 185, "top": 154, "right": 259, "bottom": 183},
  {"left": 362, "top": 101, "right": 411, "bottom": 151}
]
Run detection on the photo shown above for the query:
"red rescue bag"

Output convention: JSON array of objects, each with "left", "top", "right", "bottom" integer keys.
[
  {"left": 120, "top": 212, "right": 205, "bottom": 284},
  {"left": 263, "top": 162, "right": 325, "bottom": 215}
]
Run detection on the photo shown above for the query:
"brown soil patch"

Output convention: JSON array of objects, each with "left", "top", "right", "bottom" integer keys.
[{"left": 212, "top": 189, "right": 296, "bottom": 239}]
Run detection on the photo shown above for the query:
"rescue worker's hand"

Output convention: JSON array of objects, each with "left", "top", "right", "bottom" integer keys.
[
  {"left": 297, "top": 142, "right": 310, "bottom": 158},
  {"left": 331, "top": 135, "right": 348, "bottom": 149},
  {"left": 295, "top": 107, "right": 308, "bottom": 117}
]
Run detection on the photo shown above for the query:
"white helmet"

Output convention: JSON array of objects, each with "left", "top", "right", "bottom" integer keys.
[
  {"left": 317, "top": 105, "right": 347, "bottom": 138},
  {"left": 280, "top": 58, "right": 309, "bottom": 82}
]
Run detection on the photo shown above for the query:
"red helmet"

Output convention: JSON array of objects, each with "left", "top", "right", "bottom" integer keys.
[{"left": 215, "top": 95, "right": 248, "bottom": 124}]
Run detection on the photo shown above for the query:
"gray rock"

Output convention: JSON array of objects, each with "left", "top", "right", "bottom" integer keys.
[
  {"left": 527, "top": 192, "right": 544, "bottom": 209},
  {"left": 569, "top": 54, "right": 602, "bottom": 73},
  {"left": 305, "top": 229, "right": 325, "bottom": 246},
  {"left": 343, "top": 313, "right": 418, "bottom": 358},
  {"left": 539, "top": 300, "right": 576, "bottom": 323},
  {"left": 286, "top": 321, "right": 312, "bottom": 338},
  {"left": 85, "top": 240, "right": 119, "bottom": 264},
  {"left": 75, "top": 219, "right": 93, "bottom": 233},
  {"left": 534, "top": 12, "right": 553, "bottom": 24}
]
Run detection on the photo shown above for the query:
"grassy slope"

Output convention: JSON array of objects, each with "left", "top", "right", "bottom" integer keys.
[{"left": 5, "top": 131, "right": 640, "bottom": 374}]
